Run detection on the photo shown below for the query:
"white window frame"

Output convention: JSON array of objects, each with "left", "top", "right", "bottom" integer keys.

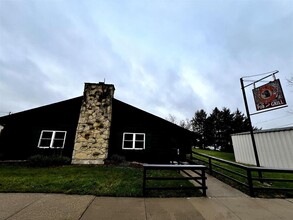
[
  {"left": 122, "top": 132, "right": 145, "bottom": 150},
  {"left": 37, "top": 130, "right": 67, "bottom": 149}
]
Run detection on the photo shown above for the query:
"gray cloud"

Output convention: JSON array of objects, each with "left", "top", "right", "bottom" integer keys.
[
  {"left": 0, "top": 58, "right": 60, "bottom": 111},
  {"left": 0, "top": 0, "right": 292, "bottom": 128}
]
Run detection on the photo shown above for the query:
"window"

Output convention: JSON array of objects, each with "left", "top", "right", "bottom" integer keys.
[
  {"left": 122, "top": 133, "right": 145, "bottom": 150},
  {"left": 37, "top": 130, "right": 67, "bottom": 149}
]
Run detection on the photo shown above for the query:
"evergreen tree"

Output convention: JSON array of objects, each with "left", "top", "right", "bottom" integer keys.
[
  {"left": 191, "top": 109, "right": 207, "bottom": 148},
  {"left": 218, "top": 107, "right": 234, "bottom": 151},
  {"left": 209, "top": 107, "right": 221, "bottom": 149},
  {"left": 232, "top": 109, "right": 250, "bottom": 133},
  {"left": 191, "top": 107, "right": 251, "bottom": 152}
]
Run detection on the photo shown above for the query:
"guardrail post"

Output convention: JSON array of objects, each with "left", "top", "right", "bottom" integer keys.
[
  {"left": 208, "top": 158, "right": 213, "bottom": 175},
  {"left": 143, "top": 167, "right": 146, "bottom": 197},
  {"left": 202, "top": 169, "right": 207, "bottom": 196},
  {"left": 247, "top": 169, "right": 254, "bottom": 197}
]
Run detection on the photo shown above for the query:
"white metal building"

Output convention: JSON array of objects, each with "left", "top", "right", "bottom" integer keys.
[{"left": 231, "top": 127, "right": 293, "bottom": 169}]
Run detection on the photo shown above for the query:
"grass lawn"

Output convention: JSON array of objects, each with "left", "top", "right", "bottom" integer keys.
[
  {"left": 193, "top": 148, "right": 235, "bottom": 161},
  {"left": 0, "top": 164, "right": 202, "bottom": 197}
]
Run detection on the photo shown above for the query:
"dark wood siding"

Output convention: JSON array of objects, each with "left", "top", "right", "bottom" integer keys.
[
  {"left": 108, "top": 99, "right": 197, "bottom": 163},
  {"left": 0, "top": 96, "right": 198, "bottom": 163},
  {"left": 0, "top": 97, "right": 82, "bottom": 160}
]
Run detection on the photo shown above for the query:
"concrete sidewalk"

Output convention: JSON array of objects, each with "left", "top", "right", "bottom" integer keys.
[{"left": 1, "top": 175, "right": 293, "bottom": 220}]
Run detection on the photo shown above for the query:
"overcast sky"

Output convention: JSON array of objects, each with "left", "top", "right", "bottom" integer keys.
[{"left": 0, "top": 0, "right": 292, "bottom": 129}]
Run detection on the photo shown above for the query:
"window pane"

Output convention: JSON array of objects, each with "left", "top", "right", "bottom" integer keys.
[
  {"left": 135, "top": 141, "right": 144, "bottom": 149},
  {"left": 123, "top": 141, "right": 133, "bottom": 148},
  {"left": 124, "top": 134, "right": 133, "bottom": 141},
  {"left": 42, "top": 131, "right": 53, "bottom": 139},
  {"left": 55, "top": 132, "right": 65, "bottom": 139},
  {"left": 53, "top": 139, "right": 64, "bottom": 148},
  {"left": 40, "top": 139, "right": 51, "bottom": 147},
  {"left": 135, "top": 134, "right": 144, "bottom": 141}
]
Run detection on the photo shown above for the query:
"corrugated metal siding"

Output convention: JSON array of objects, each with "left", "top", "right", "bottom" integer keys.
[
  {"left": 232, "top": 135, "right": 256, "bottom": 165},
  {"left": 232, "top": 128, "right": 293, "bottom": 169}
]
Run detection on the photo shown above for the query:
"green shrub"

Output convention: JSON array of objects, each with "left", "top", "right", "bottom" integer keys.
[
  {"left": 27, "top": 155, "right": 71, "bottom": 167},
  {"left": 110, "top": 154, "right": 126, "bottom": 163},
  {"left": 104, "top": 154, "right": 129, "bottom": 166}
]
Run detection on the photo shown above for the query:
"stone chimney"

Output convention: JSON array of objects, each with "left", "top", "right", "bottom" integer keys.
[{"left": 72, "top": 82, "right": 115, "bottom": 164}]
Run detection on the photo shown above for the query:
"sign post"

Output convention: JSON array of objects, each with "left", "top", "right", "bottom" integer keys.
[
  {"left": 240, "top": 78, "right": 261, "bottom": 168},
  {"left": 240, "top": 70, "right": 287, "bottom": 180}
]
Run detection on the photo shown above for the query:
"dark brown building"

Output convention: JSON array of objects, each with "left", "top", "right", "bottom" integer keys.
[{"left": 0, "top": 83, "right": 197, "bottom": 164}]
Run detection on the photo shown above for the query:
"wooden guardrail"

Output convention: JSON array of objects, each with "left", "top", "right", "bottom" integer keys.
[
  {"left": 142, "top": 164, "right": 207, "bottom": 196},
  {"left": 191, "top": 151, "right": 293, "bottom": 197}
]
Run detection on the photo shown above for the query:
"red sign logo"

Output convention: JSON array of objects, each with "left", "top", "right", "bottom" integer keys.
[{"left": 252, "top": 79, "right": 286, "bottom": 111}]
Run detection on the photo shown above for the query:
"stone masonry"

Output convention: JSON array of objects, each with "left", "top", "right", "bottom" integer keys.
[{"left": 71, "top": 82, "right": 115, "bottom": 164}]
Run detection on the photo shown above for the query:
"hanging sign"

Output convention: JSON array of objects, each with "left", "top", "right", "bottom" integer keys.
[{"left": 252, "top": 79, "right": 287, "bottom": 111}]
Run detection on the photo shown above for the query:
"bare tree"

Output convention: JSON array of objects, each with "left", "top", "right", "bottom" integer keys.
[
  {"left": 165, "top": 114, "right": 192, "bottom": 130},
  {"left": 165, "top": 114, "right": 177, "bottom": 124},
  {"left": 287, "top": 75, "right": 293, "bottom": 114},
  {"left": 287, "top": 76, "right": 293, "bottom": 85},
  {"left": 179, "top": 118, "right": 192, "bottom": 130}
]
